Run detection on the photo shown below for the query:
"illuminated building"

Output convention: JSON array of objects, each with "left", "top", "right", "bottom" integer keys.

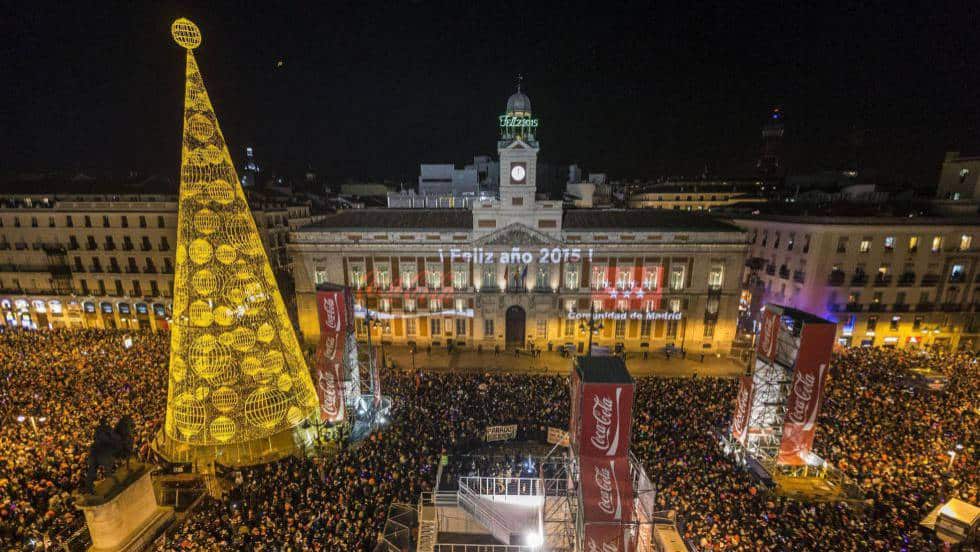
[
  {"left": 290, "top": 87, "right": 749, "bottom": 354},
  {"left": 0, "top": 185, "right": 315, "bottom": 331},
  {"left": 935, "top": 151, "right": 980, "bottom": 214},
  {"left": 240, "top": 146, "right": 261, "bottom": 188},
  {"left": 627, "top": 179, "right": 767, "bottom": 211},
  {"left": 738, "top": 215, "right": 980, "bottom": 351},
  {"left": 757, "top": 107, "right": 784, "bottom": 179},
  {"left": 157, "top": 19, "right": 318, "bottom": 464}
]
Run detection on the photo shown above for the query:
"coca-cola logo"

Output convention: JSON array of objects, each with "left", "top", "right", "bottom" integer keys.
[
  {"left": 759, "top": 312, "right": 777, "bottom": 357},
  {"left": 589, "top": 389, "right": 621, "bottom": 456},
  {"left": 593, "top": 462, "right": 621, "bottom": 519},
  {"left": 322, "top": 334, "right": 339, "bottom": 360},
  {"left": 586, "top": 537, "right": 618, "bottom": 552},
  {"left": 321, "top": 295, "right": 341, "bottom": 332},
  {"left": 317, "top": 362, "right": 342, "bottom": 418},
  {"left": 787, "top": 363, "right": 827, "bottom": 428}
]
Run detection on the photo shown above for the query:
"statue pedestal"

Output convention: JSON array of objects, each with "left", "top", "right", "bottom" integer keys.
[{"left": 75, "top": 463, "right": 174, "bottom": 551}]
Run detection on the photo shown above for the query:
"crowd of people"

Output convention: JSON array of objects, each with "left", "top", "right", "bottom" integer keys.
[
  {"left": 631, "top": 348, "right": 978, "bottom": 551},
  {"left": 0, "top": 329, "right": 168, "bottom": 548},
  {"left": 0, "top": 327, "right": 975, "bottom": 551}
]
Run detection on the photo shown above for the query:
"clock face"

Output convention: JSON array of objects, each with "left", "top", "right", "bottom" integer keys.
[{"left": 511, "top": 164, "right": 526, "bottom": 183}]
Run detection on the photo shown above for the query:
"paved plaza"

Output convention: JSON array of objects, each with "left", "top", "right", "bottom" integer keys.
[{"left": 380, "top": 345, "right": 746, "bottom": 378}]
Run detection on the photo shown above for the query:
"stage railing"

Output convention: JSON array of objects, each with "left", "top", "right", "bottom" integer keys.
[
  {"left": 434, "top": 545, "right": 533, "bottom": 552},
  {"left": 457, "top": 480, "right": 519, "bottom": 545},
  {"left": 458, "top": 476, "right": 542, "bottom": 497}
]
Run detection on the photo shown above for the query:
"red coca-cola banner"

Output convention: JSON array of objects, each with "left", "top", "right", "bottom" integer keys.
[
  {"left": 777, "top": 322, "right": 836, "bottom": 465},
  {"left": 578, "top": 382, "right": 634, "bottom": 459},
  {"left": 580, "top": 456, "right": 634, "bottom": 524},
  {"left": 757, "top": 308, "right": 781, "bottom": 361},
  {"left": 730, "top": 375, "right": 754, "bottom": 446},
  {"left": 313, "top": 288, "right": 349, "bottom": 422},
  {"left": 582, "top": 522, "right": 636, "bottom": 552}
]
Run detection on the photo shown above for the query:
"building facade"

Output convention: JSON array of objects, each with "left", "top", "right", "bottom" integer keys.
[
  {"left": 737, "top": 215, "right": 980, "bottom": 350},
  {"left": 0, "top": 191, "right": 317, "bottom": 330},
  {"left": 290, "top": 90, "right": 748, "bottom": 354}
]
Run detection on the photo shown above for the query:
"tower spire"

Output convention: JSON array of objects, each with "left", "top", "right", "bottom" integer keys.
[{"left": 159, "top": 19, "right": 318, "bottom": 464}]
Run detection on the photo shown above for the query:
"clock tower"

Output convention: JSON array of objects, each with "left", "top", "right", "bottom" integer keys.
[{"left": 497, "top": 82, "right": 539, "bottom": 209}]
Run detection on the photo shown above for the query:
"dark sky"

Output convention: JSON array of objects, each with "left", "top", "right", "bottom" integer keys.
[{"left": 3, "top": 1, "right": 979, "bottom": 186}]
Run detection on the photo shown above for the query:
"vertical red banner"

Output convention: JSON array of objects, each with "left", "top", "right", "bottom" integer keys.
[
  {"left": 777, "top": 322, "right": 836, "bottom": 465},
  {"left": 313, "top": 288, "right": 348, "bottom": 422},
  {"left": 578, "top": 382, "right": 634, "bottom": 459},
  {"left": 579, "top": 456, "right": 634, "bottom": 524},
  {"left": 756, "top": 308, "right": 781, "bottom": 361},
  {"left": 582, "top": 522, "right": 635, "bottom": 552},
  {"left": 730, "top": 375, "right": 754, "bottom": 446}
]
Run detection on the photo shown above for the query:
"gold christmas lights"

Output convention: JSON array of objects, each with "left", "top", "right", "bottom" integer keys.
[{"left": 162, "top": 18, "right": 318, "bottom": 450}]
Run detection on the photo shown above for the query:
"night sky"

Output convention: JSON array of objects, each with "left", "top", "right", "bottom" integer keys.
[{"left": 3, "top": 1, "right": 979, "bottom": 186}]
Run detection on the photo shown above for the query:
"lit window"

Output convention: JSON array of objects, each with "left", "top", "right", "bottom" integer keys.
[
  {"left": 931, "top": 236, "right": 942, "bottom": 253},
  {"left": 669, "top": 265, "right": 685, "bottom": 290},
  {"left": 484, "top": 318, "right": 494, "bottom": 336},
  {"left": 615, "top": 267, "right": 633, "bottom": 290},
  {"left": 536, "top": 265, "right": 549, "bottom": 289},
  {"left": 859, "top": 238, "right": 871, "bottom": 253},
  {"left": 591, "top": 265, "right": 608, "bottom": 290},
  {"left": 908, "top": 236, "right": 918, "bottom": 253},
  {"left": 642, "top": 266, "right": 660, "bottom": 290},
  {"left": 375, "top": 262, "right": 391, "bottom": 290},
  {"left": 482, "top": 264, "right": 495, "bottom": 289},
  {"left": 425, "top": 263, "right": 442, "bottom": 288},
  {"left": 960, "top": 235, "right": 972, "bottom": 251},
  {"left": 708, "top": 265, "right": 724, "bottom": 289},
  {"left": 564, "top": 265, "right": 580, "bottom": 289},
  {"left": 883, "top": 236, "right": 895, "bottom": 251},
  {"left": 400, "top": 265, "right": 418, "bottom": 289},
  {"left": 349, "top": 264, "right": 366, "bottom": 289},
  {"left": 669, "top": 298, "right": 681, "bottom": 312},
  {"left": 452, "top": 264, "right": 467, "bottom": 290}
]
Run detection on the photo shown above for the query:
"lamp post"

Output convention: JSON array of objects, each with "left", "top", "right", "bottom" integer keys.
[{"left": 578, "top": 304, "right": 604, "bottom": 356}]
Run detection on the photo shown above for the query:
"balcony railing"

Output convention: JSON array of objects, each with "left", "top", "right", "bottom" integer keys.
[
  {"left": 941, "top": 303, "right": 963, "bottom": 312},
  {"left": 845, "top": 303, "right": 863, "bottom": 312},
  {"left": 891, "top": 303, "right": 910, "bottom": 312},
  {"left": 851, "top": 273, "right": 869, "bottom": 286},
  {"left": 792, "top": 270, "right": 806, "bottom": 284},
  {"left": 873, "top": 275, "right": 892, "bottom": 287},
  {"left": 765, "top": 265, "right": 775, "bottom": 276},
  {"left": 868, "top": 303, "right": 886, "bottom": 312},
  {"left": 921, "top": 275, "right": 940, "bottom": 286},
  {"left": 828, "top": 272, "right": 845, "bottom": 286},
  {"left": 915, "top": 303, "right": 934, "bottom": 312},
  {"left": 778, "top": 266, "right": 791, "bottom": 279},
  {"left": 897, "top": 272, "right": 916, "bottom": 286},
  {"left": 949, "top": 274, "right": 966, "bottom": 284}
]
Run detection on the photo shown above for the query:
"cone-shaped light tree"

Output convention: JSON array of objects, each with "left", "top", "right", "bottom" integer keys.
[{"left": 162, "top": 19, "right": 318, "bottom": 456}]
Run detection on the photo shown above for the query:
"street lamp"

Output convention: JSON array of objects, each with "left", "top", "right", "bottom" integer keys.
[{"left": 578, "top": 304, "right": 604, "bottom": 356}]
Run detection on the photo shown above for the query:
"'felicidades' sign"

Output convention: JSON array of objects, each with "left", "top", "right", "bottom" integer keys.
[{"left": 567, "top": 311, "right": 682, "bottom": 321}]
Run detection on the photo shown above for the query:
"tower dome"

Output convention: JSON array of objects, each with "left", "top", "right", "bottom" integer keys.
[{"left": 506, "top": 87, "right": 532, "bottom": 117}]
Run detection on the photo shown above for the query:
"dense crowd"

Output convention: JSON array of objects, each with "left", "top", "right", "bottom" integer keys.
[
  {"left": 631, "top": 348, "right": 978, "bottom": 551},
  {"left": 0, "top": 329, "right": 168, "bottom": 548},
  {"left": 0, "top": 327, "right": 975, "bottom": 551}
]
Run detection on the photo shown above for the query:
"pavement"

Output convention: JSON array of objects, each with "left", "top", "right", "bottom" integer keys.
[{"left": 379, "top": 346, "right": 745, "bottom": 378}]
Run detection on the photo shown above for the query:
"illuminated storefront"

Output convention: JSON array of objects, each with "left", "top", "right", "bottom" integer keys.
[{"left": 0, "top": 295, "right": 170, "bottom": 331}]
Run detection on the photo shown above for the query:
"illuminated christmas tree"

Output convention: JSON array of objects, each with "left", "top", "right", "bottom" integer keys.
[{"left": 160, "top": 19, "right": 318, "bottom": 463}]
